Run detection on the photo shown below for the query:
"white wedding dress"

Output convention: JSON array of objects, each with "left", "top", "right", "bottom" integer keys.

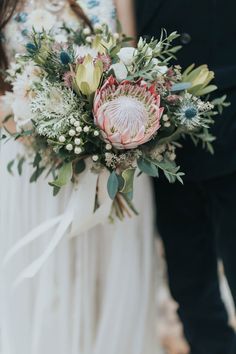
[{"left": 0, "top": 1, "right": 163, "bottom": 354}]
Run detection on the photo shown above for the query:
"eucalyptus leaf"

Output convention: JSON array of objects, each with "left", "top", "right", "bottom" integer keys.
[
  {"left": 137, "top": 158, "right": 158, "bottom": 177},
  {"left": 30, "top": 167, "right": 45, "bottom": 183},
  {"left": 107, "top": 171, "right": 119, "bottom": 200},
  {"left": 49, "top": 162, "right": 73, "bottom": 188},
  {"left": 121, "top": 168, "right": 135, "bottom": 194},
  {"left": 53, "top": 186, "right": 61, "bottom": 196},
  {"left": 17, "top": 157, "right": 25, "bottom": 176},
  {"left": 33, "top": 153, "right": 42, "bottom": 168},
  {"left": 171, "top": 82, "right": 192, "bottom": 92},
  {"left": 7, "top": 160, "right": 15, "bottom": 175},
  {"left": 74, "top": 159, "right": 86, "bottom": 174}
]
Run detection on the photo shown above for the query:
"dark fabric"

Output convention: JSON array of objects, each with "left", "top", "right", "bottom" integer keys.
[
  {"left": 135, "top": 0, "right": 236, "bottom": 180},
  {"left": 154, "top": 172, "right": 236, "bottom": 354}
]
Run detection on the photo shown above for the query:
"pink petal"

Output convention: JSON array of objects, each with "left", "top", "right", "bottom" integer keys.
[
  {"left": 123, "top": 141, "right": 138, "bottom": 149},
  {"left": 103, "top": 113, "right": 112, "bottom": 134},
  {"left": 108, "top": 132, "right": 122, "bottom": 144},
  {"left": 121, "top": 128, "right": 131, "bottom": 144},
  {"left": 93, "top": 91, "right": 101, "bottom": 112},
  {"left": 158, "top": 107, "right": 164, "bottom": 119},
  {"left": 134, "top": 126, "right": 145, "bottom": 141}
]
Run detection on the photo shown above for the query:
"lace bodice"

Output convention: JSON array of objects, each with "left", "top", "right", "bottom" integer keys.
[{"left": 3, "top": 0, "right": 116, "bottom": 62}]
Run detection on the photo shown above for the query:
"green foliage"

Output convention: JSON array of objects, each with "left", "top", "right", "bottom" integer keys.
[
  {"left": 74, "top": 160, "right": 86, "bottom": 174},
  {"left": 7, "top": 160, "right": 15, "bottom": 175},
  {"left": 137, "top": 158, "right": 158, "bottom": 177},
  {"left": 30, "top": 166, "right": 45, "bottom": 183},
  {"left": 17, "top": 157, "right": 25, "bottom": 176},
  {"left": 211, "top": 95, "right": 230, "bottom": 115},
  {"left": 49, "top": 162, "right": 73, "bottom": 188},
  {"left": 107, "top": 171, "right": 119, "bottom": 200},
  {"left": 120, "top": 168, "right": 135, "bottom": 194}
]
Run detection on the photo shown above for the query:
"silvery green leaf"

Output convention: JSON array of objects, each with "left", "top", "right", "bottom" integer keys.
[
  {"left": 171, "top": 82, "right": 192, "bottom": 92},
  {"left": 137, "top": 158, "right": 158, "bottom": 177},
  {"left": 121, "top": 168, "right": 135, "bottom": 194},
  {"left": 7, "top": 160, "right": 15, "bottom": 175},
  {"left": 107, "top": 171, "right": 119, "bottom": 200},
  {"left": 49, "top": 162, "right": 72, "bottom": 188}
]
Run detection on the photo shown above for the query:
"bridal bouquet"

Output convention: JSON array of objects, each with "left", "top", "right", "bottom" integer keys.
[{"left": 2, "top": 24, "right": 227, "bottom": 219}]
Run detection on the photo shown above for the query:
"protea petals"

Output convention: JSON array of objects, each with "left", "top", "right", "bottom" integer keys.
[{"left": 93, "top": 77, "right": 164, "bottom": 149}]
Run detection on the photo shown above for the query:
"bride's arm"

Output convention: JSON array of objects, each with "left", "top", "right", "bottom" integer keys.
[{"left": 114, "top": 0, "right": 137, "bottom": 45}]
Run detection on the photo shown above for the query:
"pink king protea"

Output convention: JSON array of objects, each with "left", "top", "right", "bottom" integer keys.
[{"left": 93, "top": 76, "right": 164, "bottom": 149}]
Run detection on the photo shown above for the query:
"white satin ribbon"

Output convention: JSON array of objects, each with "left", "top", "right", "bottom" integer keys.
[{"left": 2, "top": 165, "right": 113, "bottom": 287}]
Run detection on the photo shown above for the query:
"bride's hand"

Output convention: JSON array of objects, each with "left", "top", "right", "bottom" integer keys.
[{"left": 115, "top": 0, "right": 137, "bottom": 47}]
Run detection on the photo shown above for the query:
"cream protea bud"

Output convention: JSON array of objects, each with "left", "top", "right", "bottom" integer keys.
[{"left": 93, "top": 76, "right": 164, "bottom": 149}]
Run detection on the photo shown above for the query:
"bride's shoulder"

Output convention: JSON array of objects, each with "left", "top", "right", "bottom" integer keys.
[
  {"left": 78, "top": 0, "right": 116, "bottom": 27},
  {"left": 3, "top": 1, "right": 75, "bottom": 60}
]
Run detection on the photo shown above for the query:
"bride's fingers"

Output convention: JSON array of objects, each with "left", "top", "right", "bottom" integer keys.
[{"left": 162, "top": 336, "right": 189, "bottom": 354}]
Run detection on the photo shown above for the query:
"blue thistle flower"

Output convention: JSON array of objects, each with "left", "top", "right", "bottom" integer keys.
[
  {"left": 184, "top": 107, "right": 198, "bottom": 119},
  {"left": 14, "top": 12, "right": 28, "bottom": 23},
  {"left": 26, "top": 43, "right": 37, "bottom": 54},
  {"left": 176, "top": 98, "right": 201, "bottom": 129},
  {"left": 60, "top": 51, "right": 71, "bottom": 65}
]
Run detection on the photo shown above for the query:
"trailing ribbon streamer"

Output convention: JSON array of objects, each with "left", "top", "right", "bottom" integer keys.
[{"left": 2, "top": 165, "right": 113, "bottom": 287}]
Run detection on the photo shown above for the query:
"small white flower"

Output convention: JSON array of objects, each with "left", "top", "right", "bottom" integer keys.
[
  {"left": 105, "top": 152, "right": 112, "bottom": 159},
  {"left": 94, "top": 23, "right": 102, "bottom": 31},
  {"left": 74, "top": 147, "right": 82, "bottom": 154},
  {"left": 59, "top": 135, "right": 66, "bottom": 143},
  {"left": 70, "top": 118, "right": 76, "bottom": 124},
  {"left": 86, "top": 36, "right": 93, "bottom": 44},
  {"left": 151, "top": 58, "right": 168, "bottom": 75},
  {"left": 74, "top": 121, "right": 80, "bottom": 127},
  {"left": 83, "top": 126, "right": 90, "bottom": 133},
  {"left": 76, "top": 126, "right": 82, "bottom": 133},
  {"left": 157, "top": 65, "right": 168, "bottom": 75},
  {"left": 110, "top": 63, "right": 128, "bottom": 81},
  {"left": 163, "top": 114, "right": 169, "bottom": 122},
  {"left": 83, "top": 27, "right": 91, "bottom": 35},
  {"left": 106, "top": 143, "right": 112, "bottom": 150},
  {"left": 117, "top": 47, "right": 136, "bottom": 66},
  {"left": 113, "top": 33, "right": 120, "bottom": 40},
  {"left": 69, "top": 129, "right": 76, "bottom": 137},
  {"left": 169, "top": 153, "right": 176, "bottom": 161},
  {"left": 66, "top": 144, "right": 73, "bottom": 151},
  {"left": 74, "top": 138, "right": 81, "bottom": 145},
  {"left": 92, "top": 155, "right": 99, "bottom": 162},
  {"left": 164, "top": 122, "right": 171, "bottom": 128},
  {"left": 94, "top": 131, "right": 99, "bottom": 136}
]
